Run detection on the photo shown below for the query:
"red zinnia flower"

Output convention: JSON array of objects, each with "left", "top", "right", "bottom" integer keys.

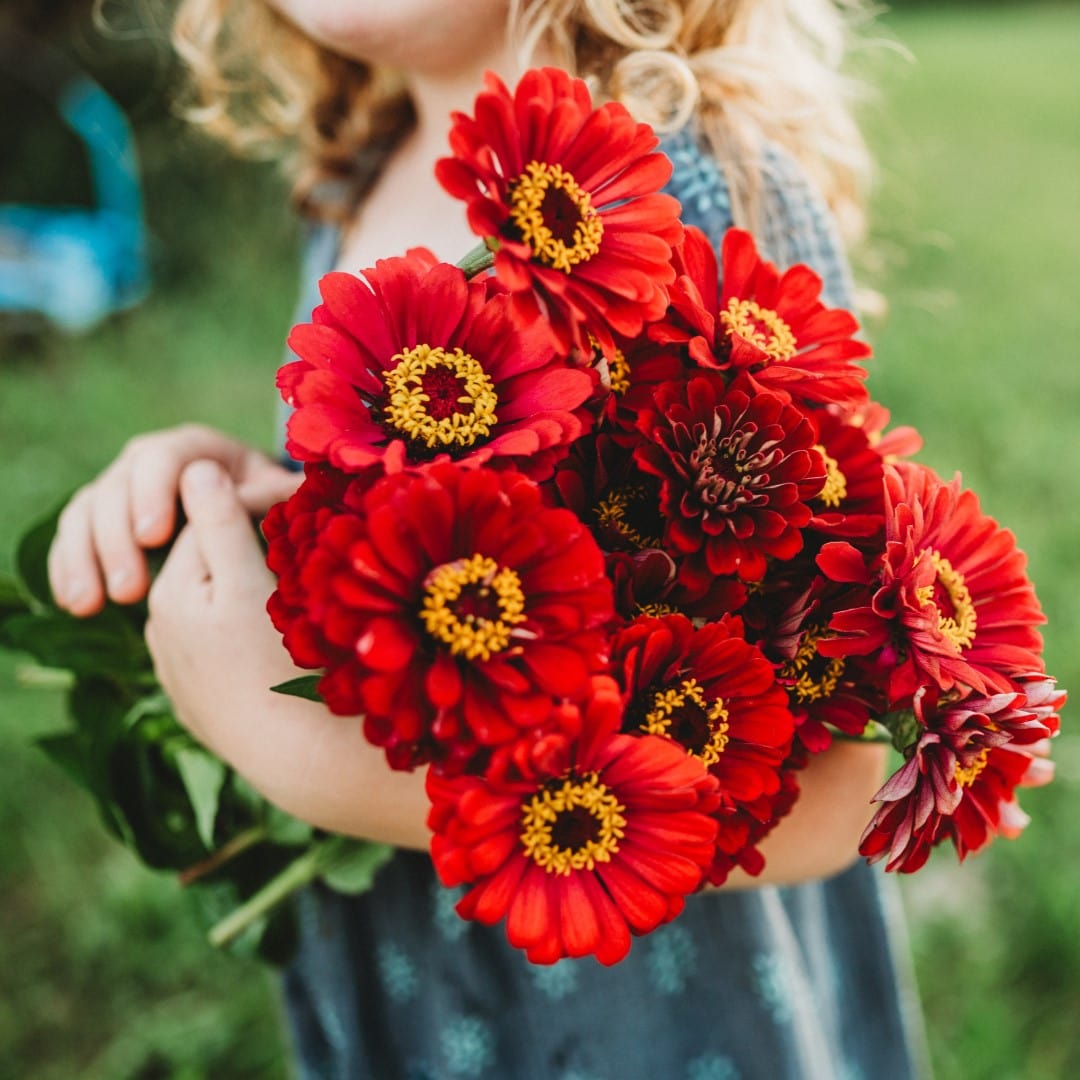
[
  {"left": 264, "top": 464, "right": 369, "bottom": 713},
  {"left": 652, "top": 227, "right": 871, "bottom": 410},
  {"left": 609, "top": 613, "right": 795, "bottom": 884},
  {"left": 427, "top": 676, "right": 720, "bottom": 964},
  {"left": 817, "top": 462, "right": 1046, "bottom": 702},
  {"left": 606, "top": 548, "right": 747, "bottom": 623},
  {"left": 279, "top": 249, "right": 594, "bottom": 479},
  {"left": 635, "top": 372, "right": 826, "bottom": 586},
  {"left": 806, "top": 408, "right": 885, "bottom": 542},
  {"left": 758, "top": 577, "right": 888, "bottom": 753},
  {"left": 267, "top": 464, "right": 613, "bottom": 771},
  {"left": 436, "top": 68, "right": 683, "bottom": 353},
  {"left": 552, "top": 433, "right": 666, "bottom": 555},
  {"left": 860, "top": 676, "right": 1064, "bottom": 872}
]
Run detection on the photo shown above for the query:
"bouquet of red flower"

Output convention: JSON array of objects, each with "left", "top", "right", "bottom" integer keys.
[{"left": 267, "top": 67, "right": 1064, "bottom": 965}]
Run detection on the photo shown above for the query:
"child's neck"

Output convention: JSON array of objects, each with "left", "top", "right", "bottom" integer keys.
[{"left": 336, "top": 40, "right": 555, "bottom": 271}]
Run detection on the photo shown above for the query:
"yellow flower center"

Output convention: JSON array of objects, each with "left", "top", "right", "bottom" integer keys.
[
  {"left": 520, "top": 771, "right": 626, "bottom": 875},
  {"left": 595, "top": 485, "right": 659, "bottom": 550},
  {"left": 509, "top": 161, "right": 604, "bottom": 273},
  {"left": 635, "top": 602, "right": 679, "bottom": 618},
  {"left": 720, "top": 298, "right": 797, "bottom": 363},
  {"left": 382, "top": 344, "right": 498, "bottom": 450},
  {"left": 814, "top": 444, "right": 848, "bottom": 508},
  {"left": 914, "top": 550, "right": 977, "bottom": 652},
  {"left": 781, "top": 625, "right": 845, "bottom": 704},
  {"left": 954, "top": 748, "right": 990, "bottom": 787},
  {"left": 642, "top": 677, "right": 730, "bottom": 767},
  {"left": 420, "top": 554, "right": 527, "bottom": 662},
  {"left": 588, "top": 334, "right": 630, "bottom": 396}
]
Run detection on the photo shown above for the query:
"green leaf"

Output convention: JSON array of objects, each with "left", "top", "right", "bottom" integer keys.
[
  {"left": 68, "top": 676, "right": 137, "bottom": 744},
  {"left": 269, "top": 675, "right": 323, "bottom": 702},
  {"left": 36, "top": 731, "right": 133, "bottom": 845},
  {"left": 108, "top": 717, "right": 208, "bottom": 869},
  {"left": 1, "top": 608, "right": 150, "bottom": 678},
  {"left": 0, "top": 574, "right": 30, "bottom": 620},
  {"left": 37, "top": 731, "right": 96, "bottom": 791},
  {"left": 262, "top": 805, "right": 314, "bottom": 847},
  {"left": 14, "top": 500, "right": 67, "bottom": 608},
  {"left": 317, "top": 839, "right": 394, "bottom": 895},
  {"left": 175, "top": 748, "right": 227, "bottom": 850}
]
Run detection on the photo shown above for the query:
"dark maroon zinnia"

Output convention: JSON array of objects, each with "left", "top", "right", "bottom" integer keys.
[{"left": 634, "top": 372, "right": 826, "bottom": 587}]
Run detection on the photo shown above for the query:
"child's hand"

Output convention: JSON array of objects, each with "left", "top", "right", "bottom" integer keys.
[
  {"left": 144, "top": 459, "right": 297, "bottom": 758},
  {"left": 48, "top": 424, "right": 300, "bottom": 616},
  {"left": 144, "top": 459, "right": 432, "bottom": 846}
]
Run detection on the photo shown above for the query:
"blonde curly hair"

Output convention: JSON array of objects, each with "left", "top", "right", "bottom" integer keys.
[{"left": 169, "top": 0, "right": 879, "bottom": 241}]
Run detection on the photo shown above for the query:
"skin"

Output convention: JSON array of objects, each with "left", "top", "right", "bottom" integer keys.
[{"left": 47, "top": 1, "right": 887, "bottom": 883}]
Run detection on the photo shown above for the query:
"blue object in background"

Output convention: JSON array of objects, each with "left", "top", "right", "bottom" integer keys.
[{"left": 0, "top": 44, "right": 149, "bottom": 334}]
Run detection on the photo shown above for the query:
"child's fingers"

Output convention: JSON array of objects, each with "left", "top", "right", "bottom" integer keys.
[
  {"left": 128, "top": 448, "right": 185, "bottom": 547},
  {"left": 236, "top": 467, "right": 304, "bottom": 517},
  {"left": 89, "top": 473, "right": 151, "bottom": 605},
  {"left": 179, "top": 461, "right": 268, "bottom": 592},
  {"left": 49, "top": 487, "right": 107, "bottom": 615}
]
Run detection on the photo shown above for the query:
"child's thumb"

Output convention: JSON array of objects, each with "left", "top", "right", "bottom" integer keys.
[{"left": 180, "top": 460, "right": 265, "bottom": 586}]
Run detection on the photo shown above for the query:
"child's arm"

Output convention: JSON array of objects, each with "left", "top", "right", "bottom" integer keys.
[
  {"left": 47, "top": 424, "right": 299, "bottom": 615},
  {"left": 147, "top": 458, "right": 886, "bottom": 881}
]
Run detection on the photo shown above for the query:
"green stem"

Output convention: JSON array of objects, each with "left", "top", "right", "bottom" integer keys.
[
  {"left": 456, "top": 241, "right": 496, "bottom": 278},
  {"left": 179, "top": 825, "right": 268, "bottom": 887},
  {"left": 15, "top": 664, "right": 74, "bottom": 690},
  {"left": 207, "top": 835, "right": 350, "bottom": 949}
]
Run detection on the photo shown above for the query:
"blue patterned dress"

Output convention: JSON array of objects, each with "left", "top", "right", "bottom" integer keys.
[{"left": 279, "top": 128, "right": 931, "bottom": 1080}]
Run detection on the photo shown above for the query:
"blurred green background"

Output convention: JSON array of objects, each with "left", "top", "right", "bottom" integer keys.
[{"left": 1, "top": 3, "right": 1078, "bottom": 1077}]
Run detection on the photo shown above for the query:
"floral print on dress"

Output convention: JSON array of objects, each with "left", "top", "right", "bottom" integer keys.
[
  {"left": 432, "top": 879, "right": 470, "bottom": 942},
  {"left": 376, "top": 940, "right": 418, "bottom": 1003},
  {"left": 751, "top": 952, "right": 795, "bottom": 1026},
  {"left": 645, "top": 923, "right": 698, "bottom": 995},
  {"left": 530, "top": 957, "right": 581, "bottom": 1000},
  {"left": 686, "top": 1052, "right": 742, "bottom": 1080},
  {"left": 438, "top": 1016, "right": 496, "bottom": 1077}
]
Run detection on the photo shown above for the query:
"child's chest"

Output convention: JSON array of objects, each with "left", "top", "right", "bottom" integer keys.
[{"left": 334, "top": 158, "right": 483, "bottom": 273}]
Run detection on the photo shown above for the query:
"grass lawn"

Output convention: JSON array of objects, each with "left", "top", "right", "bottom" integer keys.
[{"left": 1, "top": 3, "right": 1078, "bottom": 1077}]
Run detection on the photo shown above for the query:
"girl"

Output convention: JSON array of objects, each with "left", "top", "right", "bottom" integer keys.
[{"left": 51, "top": 1, "right": 929, "bottom": 1075}]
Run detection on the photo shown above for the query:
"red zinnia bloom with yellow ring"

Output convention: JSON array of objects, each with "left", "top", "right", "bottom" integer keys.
[
  {"left": 436, "top": 68, "right": 683, "bottom": 354},
  {"left": 279, "top": 249, "right": 595, "bottom": 480},
  {"left": 608, "top": 613, "right": 795, "bottom": 884},
  {"left": 817, "top": 462, "right": 1046, "bottom": 704},
  {"left": 427, "top": 676, "right": 720, "bottom": 965},
  {"left": 268, "top": 463, "right": 613, "bottom": 771},
  {"left": 652, "top": 227, "right": 871, "bottom": 410}
]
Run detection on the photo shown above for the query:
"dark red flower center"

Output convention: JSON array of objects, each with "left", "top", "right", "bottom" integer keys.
[
  {"left": 594, "top": 483, "right": 662, "bottom": 550},
  {"left": 638, "top": 678, "right": 731, "bottom": 766},
  {"left": 381, "top": 344, "right": 498, "bottom": 455},
  {"left": 420, "top": 554, "right": 527, "bottom": 662},
  {"left": 689, "top": 425, "right": 779, "bottom": 514},
  {"left": 720, "top": 298, "right": 797, "bottom": 364},
  {"left": 508, "top": 161, "right": 604, "bottom": 273},
  {"left": 520, "top": 771, "right": 626, "bottom": 875},
  {"left": 550, "top": 805, "right": 602, "bottom": 850},
  {"left": 421, "top": 365, "right": 475, "bottom": 420},
  {"left": 781, "top": 624, "right": 845, "bottom": 704},
  {"left": 914, "top": 549, "right": 977, "bottom": 651}
]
